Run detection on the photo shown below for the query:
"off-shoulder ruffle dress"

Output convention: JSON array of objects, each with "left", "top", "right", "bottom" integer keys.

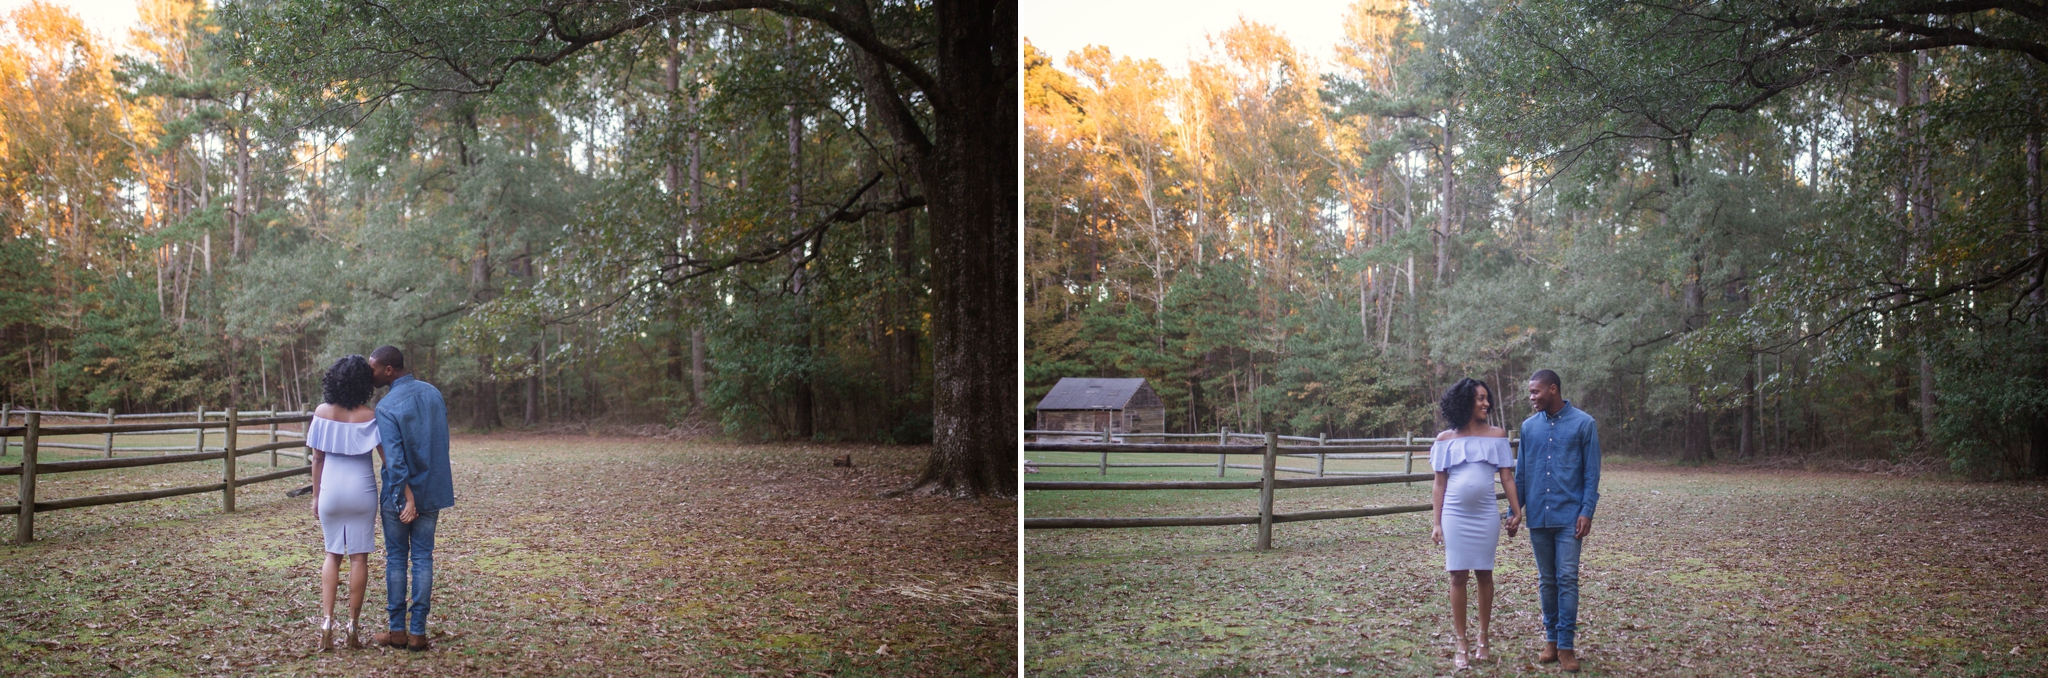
[
  {"left": 308, "top": 416, "right": 380, "bottom": 555},
  {"left": 1430, "top": 436, "right": 1515, "bottom": 571}
]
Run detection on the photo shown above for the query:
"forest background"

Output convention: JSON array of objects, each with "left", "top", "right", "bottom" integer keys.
[
  {"left": 1024, "top": 0, "right": 2048, "bottom": 477},
  {"left": 1, "top": 0, "right": 1023, "bottom": 498}
]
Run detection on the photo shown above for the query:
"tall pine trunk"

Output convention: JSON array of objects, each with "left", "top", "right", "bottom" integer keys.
[{"left": 2029, "top": 129, "right": 2047, "bottom": 476}]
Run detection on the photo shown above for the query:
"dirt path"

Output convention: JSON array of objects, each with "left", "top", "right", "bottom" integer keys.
[
  {"left": 0, "top": 435, "right": 1016, "bottom": 676},
  {"left": 1025, "top": 465, "right": 2048, "bottom": 676}
]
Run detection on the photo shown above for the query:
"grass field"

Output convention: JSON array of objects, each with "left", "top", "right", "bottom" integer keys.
[
  {"left": 1025, "top": 451, "right": 2048, "bottom": 676},
  {"left": 0, "top": 434, "right": 1016, "bottom": 676}
]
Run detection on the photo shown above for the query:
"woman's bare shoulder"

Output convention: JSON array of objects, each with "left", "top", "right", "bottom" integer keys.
[
  {"left": 314, "top": 403, "right": 376, "bottom": 423},
  {"left": 1436, "top": 429, "right": 1457, "bottom": 441},
  {"left": 1487, "top": 425, "right": 1509, "bottom": 438}
]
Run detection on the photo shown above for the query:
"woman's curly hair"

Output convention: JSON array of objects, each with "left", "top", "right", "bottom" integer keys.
[
  {"left": 322, "top": 355, "right": 374, "bottom": 410},
  {"left": 1438, "top": 377, "right": 1491, "bottom": 430}
]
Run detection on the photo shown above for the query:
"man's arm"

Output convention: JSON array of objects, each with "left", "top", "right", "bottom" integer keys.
[
  {"left": 1580, "top": 419, "right": 1601, "bottom": 518},
  {"left": 1576, "top": 419, "right": 1601, "bottom": 538},
  {"left": 403, "top": 424, "right": 433, "bottom": 498},
  {"left": 377, "top": 406, "right": 408, "bottom": 496},
  {"left": 1513, "top": 438, "right": 1530, "bottom": 508}
]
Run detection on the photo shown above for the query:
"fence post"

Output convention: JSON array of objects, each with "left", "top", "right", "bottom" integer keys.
[
  {"left": 1217, "top": 426, "right": 1228, "bottom": 478},
  {"left": 192, "top": 406, "right": 205, "bottom": 456},
  {"left": 1258, "top": 431, "right": 1277, "bottom": 550},
  {"left": 222, "top": 408, "right": 238, "bottom": 513},
  {"left": 1317, "top": 432, "right": 1327, "bottom": 477},
  {"left": 1099, "top": 422, "right": 1110, "bottom": 476},
  {"left": 269, "top": 408, "right": 279, "bottom": 468},
  {"left": 17, "top": 412, "right": 37, "bottom": 544},
  {"left": 1404, "top": 431, "right": 1414, "bottom": 486},
  {"left": 103, "top": 408, "right": 116, "bottom": 458},
  {"left": 1, "top": 402, "right": 10, "bottom": 458}
]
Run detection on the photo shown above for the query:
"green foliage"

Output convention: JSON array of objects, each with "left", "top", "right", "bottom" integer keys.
[
  {"left": 1028, "top": 0, "right": 2047, "bottom": 476},
  {"left": 1932, "top": 324, "right": 2048, "bottom": 478},
  {"left": 55, "top": 277, "right": 215, "bottom": 411},
  {"left": 3, "top": 2, "right": 934, "bottom": 444}
]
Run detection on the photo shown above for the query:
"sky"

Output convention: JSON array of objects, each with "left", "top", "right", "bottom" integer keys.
[
  {"left": 1023, "top": 0, "right": 1359, "bottom": 72},
  {"left": 1, "top": 0, "right": 141, "bottom": 44}
]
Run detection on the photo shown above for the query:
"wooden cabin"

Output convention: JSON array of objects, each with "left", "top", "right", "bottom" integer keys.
[{"left": 1034, "top": 378, "right": 1166, "bottom": 435}]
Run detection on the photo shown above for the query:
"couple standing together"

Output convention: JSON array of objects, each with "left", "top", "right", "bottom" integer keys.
[
  {"left": 304, "top": 346, "right": 455, "bottom": 652},
  {"left": 1429, "top": 369, "right": 1600, "bottom": 672}
]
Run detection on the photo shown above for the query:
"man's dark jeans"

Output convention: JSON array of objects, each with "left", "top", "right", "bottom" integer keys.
[
  {"left": 382, "top": 507, "right": 438, "bottom": 635},
  {"left": 1529, "top": 526, "right": 1583, "bottom": 650}
]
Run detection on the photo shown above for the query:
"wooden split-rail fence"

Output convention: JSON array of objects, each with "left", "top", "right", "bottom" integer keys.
[
  {"left": 1023, "top": 429, "right": 1518, "bottom": 550},
  {"left": 1025, "top": 426, "right": 1432, "bottom": 477},
  {"left": 0, "top": 404, "right": 315, "bottom": 544}
]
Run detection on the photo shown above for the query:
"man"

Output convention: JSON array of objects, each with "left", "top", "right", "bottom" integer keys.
[
  {"left": 1515, "top": 369, "right": 1600, "bottom": 673},
  {"left": 365, "top": 345, "right": 454, "bottom": 651}
]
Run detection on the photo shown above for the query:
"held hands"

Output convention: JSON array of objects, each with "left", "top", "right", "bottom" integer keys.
[
  {"left": 1504, "top": 512, "right": 1522, "bottom": 538},
  {"left": 399, "top": 485, "right": 418, "bottom": 524}
]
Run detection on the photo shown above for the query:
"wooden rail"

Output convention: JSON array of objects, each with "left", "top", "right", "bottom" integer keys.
[
  {"left": 1, "top": 407, "right": 315, "bottom": 543},
  {"left": 1024, "top": 433, "right": 1518, "bottom": 550},
  {"left": 1025, "top": 425, "right": 1515, "bottom": 480},
  {"left": 2, "top": 405, "right": 307, "bottom": 466}
]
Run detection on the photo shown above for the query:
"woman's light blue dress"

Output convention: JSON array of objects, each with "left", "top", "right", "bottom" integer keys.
[
  {"left": 308, "top": 416, "right": 380, "bottom": 555},
  {"left": 1431, "top": 436, "right": 1515, "bottom": 571}
]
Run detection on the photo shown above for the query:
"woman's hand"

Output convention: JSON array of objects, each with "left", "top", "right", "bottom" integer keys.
[
  {"left": 1504, "top": 512, "right": 1521, "bottom": 538},
  {"left": 400, "top": 500, "right": 417, "bottom": 524},
  {"left": 1431, "top": 523, "right": 1444, "bottom": 546}
]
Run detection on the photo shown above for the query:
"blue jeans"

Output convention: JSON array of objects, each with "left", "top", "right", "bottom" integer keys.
[
  {"left": 382, "top": 507, "right": 438, "bottom": 635},
  {"left": 1529, "top": 527, "right": 1582, "bottom": 650}
]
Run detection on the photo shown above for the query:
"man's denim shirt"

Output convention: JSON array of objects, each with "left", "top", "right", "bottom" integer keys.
[
  {"left": 376, "top": 375, "right": 455, "bottom": 513},
  {"left": 1515, "top": 401, "right": 1601, "bottom": 529}
]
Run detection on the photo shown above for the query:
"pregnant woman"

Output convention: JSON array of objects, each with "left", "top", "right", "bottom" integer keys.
[
  {"left": 1429, "top": 377, "right": 1525, "bottom": 670},
  {"left": 308, "top": 355, "right": 383, "bottom": 651}
]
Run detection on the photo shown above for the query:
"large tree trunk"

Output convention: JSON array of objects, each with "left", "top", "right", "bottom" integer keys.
[{"left": 847, "top": 0, "right": 1014, "bottom": 497}]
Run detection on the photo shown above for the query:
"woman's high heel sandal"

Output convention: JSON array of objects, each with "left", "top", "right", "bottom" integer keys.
[
  {"left": 1453, "top": 646, "right": 1470, "bottom": 670},
  {"left": 1475, "top": 640, "right": 1491, "bottom": 662},
  {"left": 317, "top": 617, "right": 334, "bottom": 652},
  {"left": 344, "top": 619, "right": 362, "bottom": 649}
]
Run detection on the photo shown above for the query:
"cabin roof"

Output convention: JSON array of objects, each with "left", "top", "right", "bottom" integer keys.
[{"left": 1036, "top": 377, "right": 1151, "bottom": 411}]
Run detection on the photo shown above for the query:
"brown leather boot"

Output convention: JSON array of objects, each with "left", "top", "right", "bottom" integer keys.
[
  {"left": 407, "top": 632, "right": 431, "bottom": 652},
  {"left": 1538, "top": 642, "right": 1558, "bottom": 664},
  {"left": 1558, "top": 648, "right": 1580, "bottom": 672},
  {"left": 371, "top": 629, "right": 407, "bottom": 648}
]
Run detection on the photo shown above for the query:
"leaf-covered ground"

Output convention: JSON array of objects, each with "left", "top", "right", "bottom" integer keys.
[
  {"left": 1, "top": 434, "right": 1016, "bottom": 676},
  {"left": 1025, "top": 453, "right": 2048, "bottom": 676}
]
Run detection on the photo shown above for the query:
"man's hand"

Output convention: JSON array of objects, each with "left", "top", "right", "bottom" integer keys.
[
  {"left": 1575, "top": 515, "right": 1592, "bottom": 539},
  {"left": 1504, "top": 513, "right": 1521, "bottom": 538}
]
